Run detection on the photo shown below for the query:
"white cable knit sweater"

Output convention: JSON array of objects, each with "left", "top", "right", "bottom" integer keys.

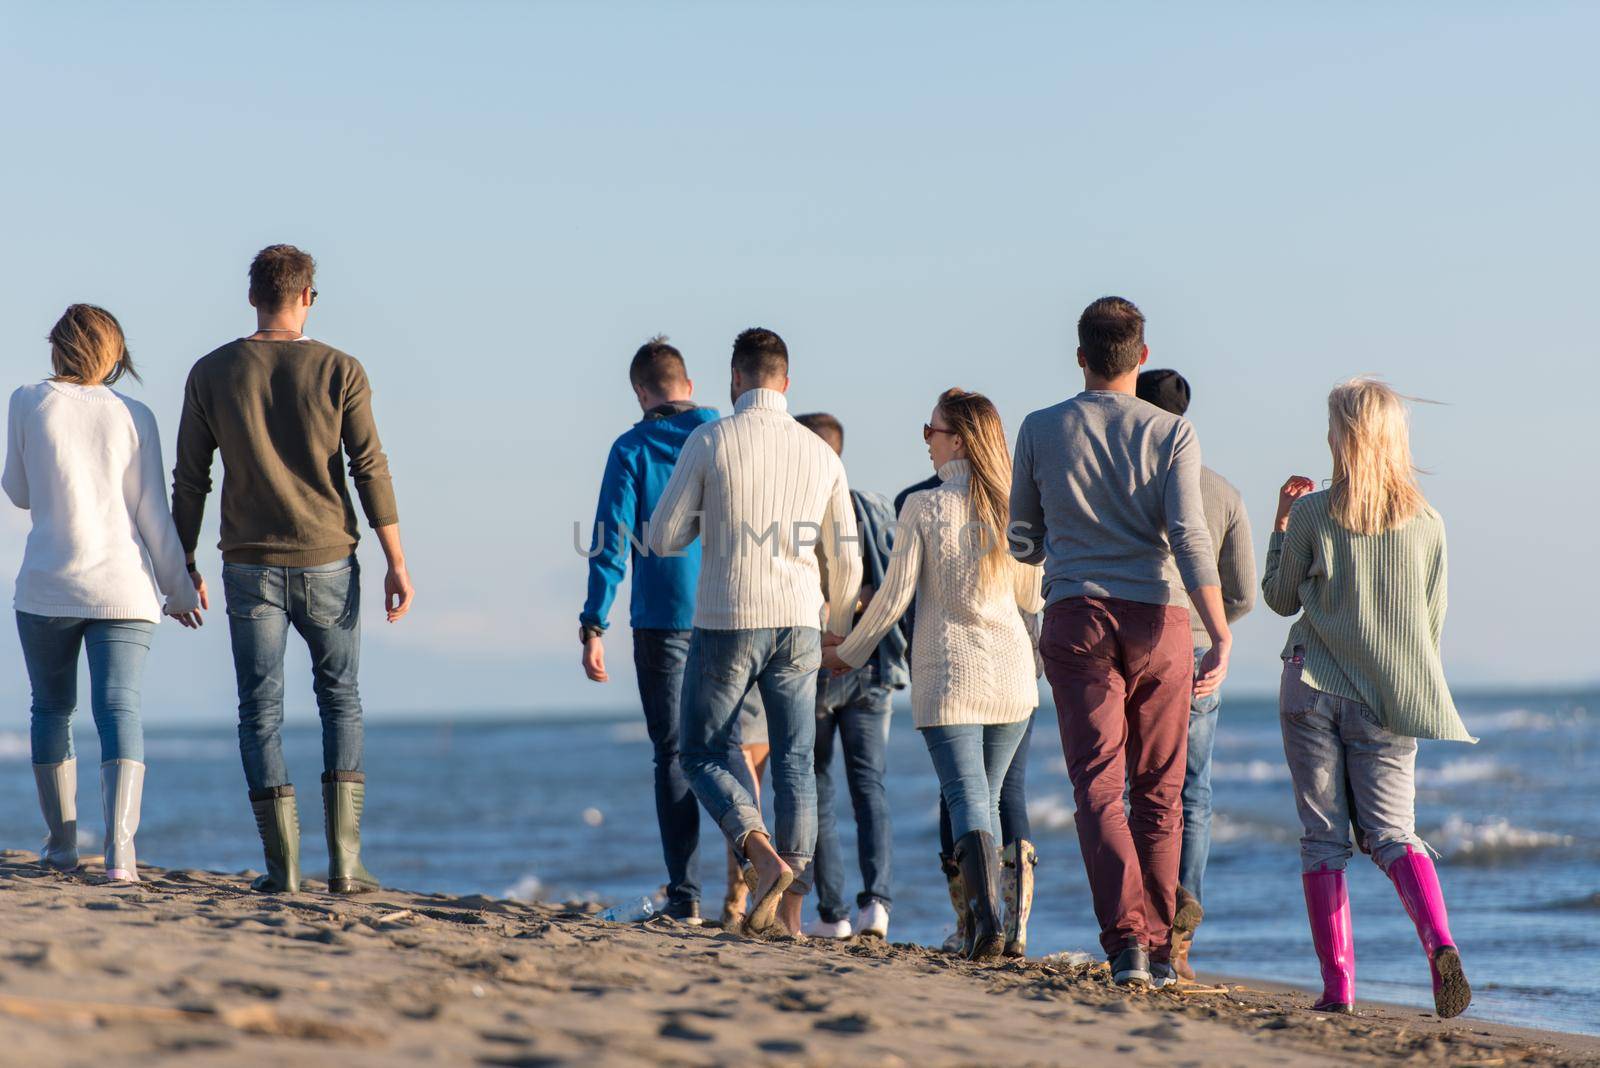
[
  {"left": 3, "top": 381, "right": 198, "bottom": 623},
  {"left": 835, "top": 460, "right": 1044, "bottom": 728},
  {"left": 648, "top": 388, "right": 862, "bottom": 634}
]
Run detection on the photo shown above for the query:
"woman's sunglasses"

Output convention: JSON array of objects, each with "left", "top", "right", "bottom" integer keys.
[{"left": 923, "top": 423, "right": 957, "bottom": 442}]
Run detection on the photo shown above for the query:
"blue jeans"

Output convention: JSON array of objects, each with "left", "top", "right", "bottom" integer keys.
[
  {"left": 812, "top": 668, "right": 894, "bottom": 921},
  {"left": 223, "top": 556, "right": 364, "bottom": 794},
  {"left": 680, "top": 627, "right": 821, "bottom": 891},
  {"left": 939, "top": 713, "right": 1034, "bottom": 853},
  {"left": 922, "top": 720, "right": 1029, "bottom": 842},
  {"left": 632, "top": 629, "right": 756, "bottom": 907},
  {"left": 1179, "top": 646, "right": 1221, "bottom": 904},
  {"left": 17, "top": 613, "right": 153, "bottom": 764}
]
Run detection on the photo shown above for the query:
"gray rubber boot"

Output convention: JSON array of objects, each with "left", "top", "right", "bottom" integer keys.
[
  {"left": 33, "top": 759, "right": 80, "bottom": 871},
  {"left": 100, "top": 759, "right": 145, "bottom": 882},
  {"left": 249, "top": 785, "right": 301, "bottom": 893},
  {"left": 323, "top": 771, "right": 379, "bottom": 895}
]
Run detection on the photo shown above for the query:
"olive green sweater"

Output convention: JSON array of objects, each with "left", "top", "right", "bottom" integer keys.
[
  {"left": 1262, "top": 490, "right": 1473, "bottom": 742},
  {"left": 171, "top": 338, "right": 399, "bottom": 566}
]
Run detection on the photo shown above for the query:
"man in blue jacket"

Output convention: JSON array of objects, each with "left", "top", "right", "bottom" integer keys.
[{"left": 580, "top": 336, "right": 729, "bottom": 924}]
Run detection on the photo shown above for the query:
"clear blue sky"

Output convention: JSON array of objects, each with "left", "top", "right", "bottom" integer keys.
[{"left": 1, "top": 3, "right": 1594, "bottom": 723}]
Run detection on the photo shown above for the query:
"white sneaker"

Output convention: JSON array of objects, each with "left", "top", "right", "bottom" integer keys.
[
  {"left": 803, "top": 917, "right": 853, "bottom": 939},
  {"left": 855, "top": 901, "right": 890, "bottom": 939}
]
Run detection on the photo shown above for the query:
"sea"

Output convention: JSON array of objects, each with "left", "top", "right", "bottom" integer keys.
[{"left": 1, "top": 688, "right": 1594, "bottom": 1037}]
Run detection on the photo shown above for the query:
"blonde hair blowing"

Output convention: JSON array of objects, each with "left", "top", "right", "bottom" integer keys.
[
  {"left": 936, "top": 388, "right": 1014, "bottom": 589},
  {"left": 49, "top": 304, "right": 138, "bottom": 387},
  {"left": 1327, "top": 377, "right": 1426, "bottom": 535}
]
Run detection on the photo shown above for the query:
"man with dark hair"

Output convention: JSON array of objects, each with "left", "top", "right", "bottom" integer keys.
[
  {"left": 172, "top": 244, "right": 415, "bottom": 896},
  {"left": 794, "top": 412, "right": 905, "bottom": 940},
  {"left": 580, "top": 334, "right": 737, "bottom": 925},
  {"left": 1135, "top": 368, "right": 1256, "bottom": 979},
  {"left": 729, "top": 326, "right": 789, "bottom": 386},
  {"left": 1010, "top": 296, "right": 1231, "bottom": 987},
  {"left": 650, "top": 328, "right": 862, "bottom": 938}
]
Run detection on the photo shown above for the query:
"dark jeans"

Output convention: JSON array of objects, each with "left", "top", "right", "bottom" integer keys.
[
  {"left": 223, "top": 556, "right": 364, "bottom": 793},
  {"left": 680, "top": 626, "right": 822, "bottom": 891},
  {"left": 939, "top": 713, "right": 1034, "bottom": 854},
  {"left": 812, "top": 668, "right": 894, "bottom": 922},
  {"left": 17, "top": 613, "right": 154, "bottom": 764},
  {"left": 632, "top": 629, "right": 755, "bottom": 907},
  {"left": 1179, "top": 648, "right": 1221, "bottom": 904},
  {"left": 1042, "top": 596, "right": 1193, "bottom": 961}
]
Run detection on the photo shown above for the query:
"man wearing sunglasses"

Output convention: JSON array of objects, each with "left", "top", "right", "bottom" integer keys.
[{"left": 172, "top": 244, "right": 415, "bottom": 896}]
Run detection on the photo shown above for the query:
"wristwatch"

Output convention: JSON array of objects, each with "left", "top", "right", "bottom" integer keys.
[{"left": 579, "top": 623, "right": 604, "bottom": 644}]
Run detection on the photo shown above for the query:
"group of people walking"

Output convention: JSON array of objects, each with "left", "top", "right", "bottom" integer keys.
[
  {"left": 580, "top": 297, "right": 1476, "bottom": 1018},
  {"left": 0, "top": 255, "right": 1472, "bottom": 1021},
  {"left": 7, "top": 245, "right": 413, "bottom": 896}
]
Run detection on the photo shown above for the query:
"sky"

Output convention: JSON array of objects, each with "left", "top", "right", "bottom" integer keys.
[{"left": 1, "top": 3, "right": 1595, "bottom": 725}]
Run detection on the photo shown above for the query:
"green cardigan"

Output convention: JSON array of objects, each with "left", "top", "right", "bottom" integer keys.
[{"left": 1262, "top": 491, "right": 1474, "bottom": 742}]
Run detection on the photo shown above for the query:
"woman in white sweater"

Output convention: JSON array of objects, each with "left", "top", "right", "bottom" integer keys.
[
  {"left": 823, "top": 388, "right": 1043, "bottom": 959},
  {"left": 3, "top": 305, "right": 202, "bottom": 883}
]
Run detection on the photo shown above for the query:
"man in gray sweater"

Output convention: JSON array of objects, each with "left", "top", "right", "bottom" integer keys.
[
  {"left": 1009, "top": 297, "right": 1232, "bottom": 988},
  {"left": 1137, "top": 369, "right": 1256, "bottom": 980}
]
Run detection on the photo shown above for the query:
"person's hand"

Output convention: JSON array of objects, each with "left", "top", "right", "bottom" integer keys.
[
  {"left": 384, "top": 563, "right": 415, "bottom": 622},
  {"left": 1275, "top": 475, "right": 1316, "bottom": 532},
  {"left": 583, "top": 636, "right": 608, "bottom": 682},
  {"left": 168, "top": 569, "right": 208, "bottom": 629},
  {"left": 821, "top": 646, "right": 851, "bottom": 676},
  {"left": 821, "top": 632, "right": 844, "bottom": 648},
  {"left": 1194, "top": 640, "right": 1231, "bottom": 698},
  {"left": 167, "top": 605, "right": 204, "bottom": 629}
]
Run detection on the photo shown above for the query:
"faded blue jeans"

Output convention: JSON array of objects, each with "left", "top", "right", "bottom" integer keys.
[
  {"left": 812, "top": 666, "right": 894, "bottom": 922},
  {"left": 1179, "top": 646, "right": 1222, "bottom": 904},
  {"left": 922, "top": 720, "right": 1030, "bottom": 843},
  {"left": 223, "top": 556, "right": 364, "bottom": 794},
  {"left": 680, "top": 627, "right": 822, "bottom": 891},
  {"left": 17, "top": 613, "right": 153, "bottom": 764},
  {"left": 632, "top": 628, "right": 756, "bottom": 908},
  {"left": 1279, "top": 653, "right": 1427, "bottom": 873}
]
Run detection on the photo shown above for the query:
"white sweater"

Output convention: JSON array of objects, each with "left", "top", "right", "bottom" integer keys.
[
  {"left": 649, "top": 388, "right": 863, "bottom": 634},
  {"left": 835, "top": 460, "right": 1044, "bottom": 728},
  {"left": 3, "top": 382, "right": 198, "bottom": 623}
]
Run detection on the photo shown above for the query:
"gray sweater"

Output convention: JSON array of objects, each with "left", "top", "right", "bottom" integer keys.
[
  {"left": 1182, "top": 467, "right": 1256, "bottom": 647},
  {"left": 1009, "top": 391, "right": 1219, "bottom": 608}
]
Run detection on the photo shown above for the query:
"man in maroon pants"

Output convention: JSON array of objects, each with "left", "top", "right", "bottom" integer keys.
[{"left": 1008, "top": 297, "right": 1233, "bottom": 987}]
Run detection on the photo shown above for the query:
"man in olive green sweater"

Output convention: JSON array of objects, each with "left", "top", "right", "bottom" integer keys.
[{"left": 172, "top": 244, "right": 415, "bottom": 895}]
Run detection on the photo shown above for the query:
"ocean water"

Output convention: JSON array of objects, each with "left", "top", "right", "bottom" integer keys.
[{"left": 1, "top": 689, "right": 1594, "bottom": 1036}]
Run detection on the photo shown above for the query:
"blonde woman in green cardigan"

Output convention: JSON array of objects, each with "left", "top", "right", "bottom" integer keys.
[{"left": 1264, "top": 377, "right": 1474, "bottom": 1020}]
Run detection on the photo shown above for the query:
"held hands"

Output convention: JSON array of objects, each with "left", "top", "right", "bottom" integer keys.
[
  {"left": 820, "top": 632, "right": 851, "bottom": 676},
  {"left": 1275, "top": 475, "right": 1316, "bottom": 532},
  {"left": 582, "top": 636, "right": 608, "bottom": 682},
  {"left": 1193, "top": 640, "right": 1230, "bottom": 698},
  {"left": 167, "top": 569, "right": 209, "bottom": 630}
]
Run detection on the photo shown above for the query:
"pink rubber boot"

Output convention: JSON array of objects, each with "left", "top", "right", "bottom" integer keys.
[
  {"left": 1387, "top": 846, "right": 1471, "bottom": 1018},
  {"left": 1301, "top": 870, "right": 1355, "bottom": 1013}
]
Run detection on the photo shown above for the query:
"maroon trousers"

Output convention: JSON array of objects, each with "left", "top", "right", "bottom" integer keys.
[{"left": 1041, "top": 596, "right": 1194, "bottom": 961}]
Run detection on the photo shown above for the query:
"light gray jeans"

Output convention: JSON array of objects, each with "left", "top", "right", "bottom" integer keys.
[{"left": 1279, "top": 652, "right": 1428, "bottom": 873}]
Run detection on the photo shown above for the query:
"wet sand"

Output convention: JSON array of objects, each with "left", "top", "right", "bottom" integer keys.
[{"left": 1, "top": 850, "right": 1594, "bottom": 1067}]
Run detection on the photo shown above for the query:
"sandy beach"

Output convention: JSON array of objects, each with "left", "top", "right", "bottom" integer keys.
[{"left": 0, "top": 851, "right": 1594, "bottom": 1067}]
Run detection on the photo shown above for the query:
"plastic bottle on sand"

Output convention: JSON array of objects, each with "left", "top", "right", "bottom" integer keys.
[{"left": 597, "top": 897, "right": 656, "bottom": 923}]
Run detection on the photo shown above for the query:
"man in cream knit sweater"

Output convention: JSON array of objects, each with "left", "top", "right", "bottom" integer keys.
[{"left": 649, "top": 328, "right": 862, "bottom": 938}]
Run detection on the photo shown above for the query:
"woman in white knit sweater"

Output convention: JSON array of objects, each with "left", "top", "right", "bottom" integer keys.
[
  {"left": 3, "top": 305, "right": 202, "bottom": 883},
  {"left": 823, "top": 388, "right": 1043, "bottom": 959}
]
